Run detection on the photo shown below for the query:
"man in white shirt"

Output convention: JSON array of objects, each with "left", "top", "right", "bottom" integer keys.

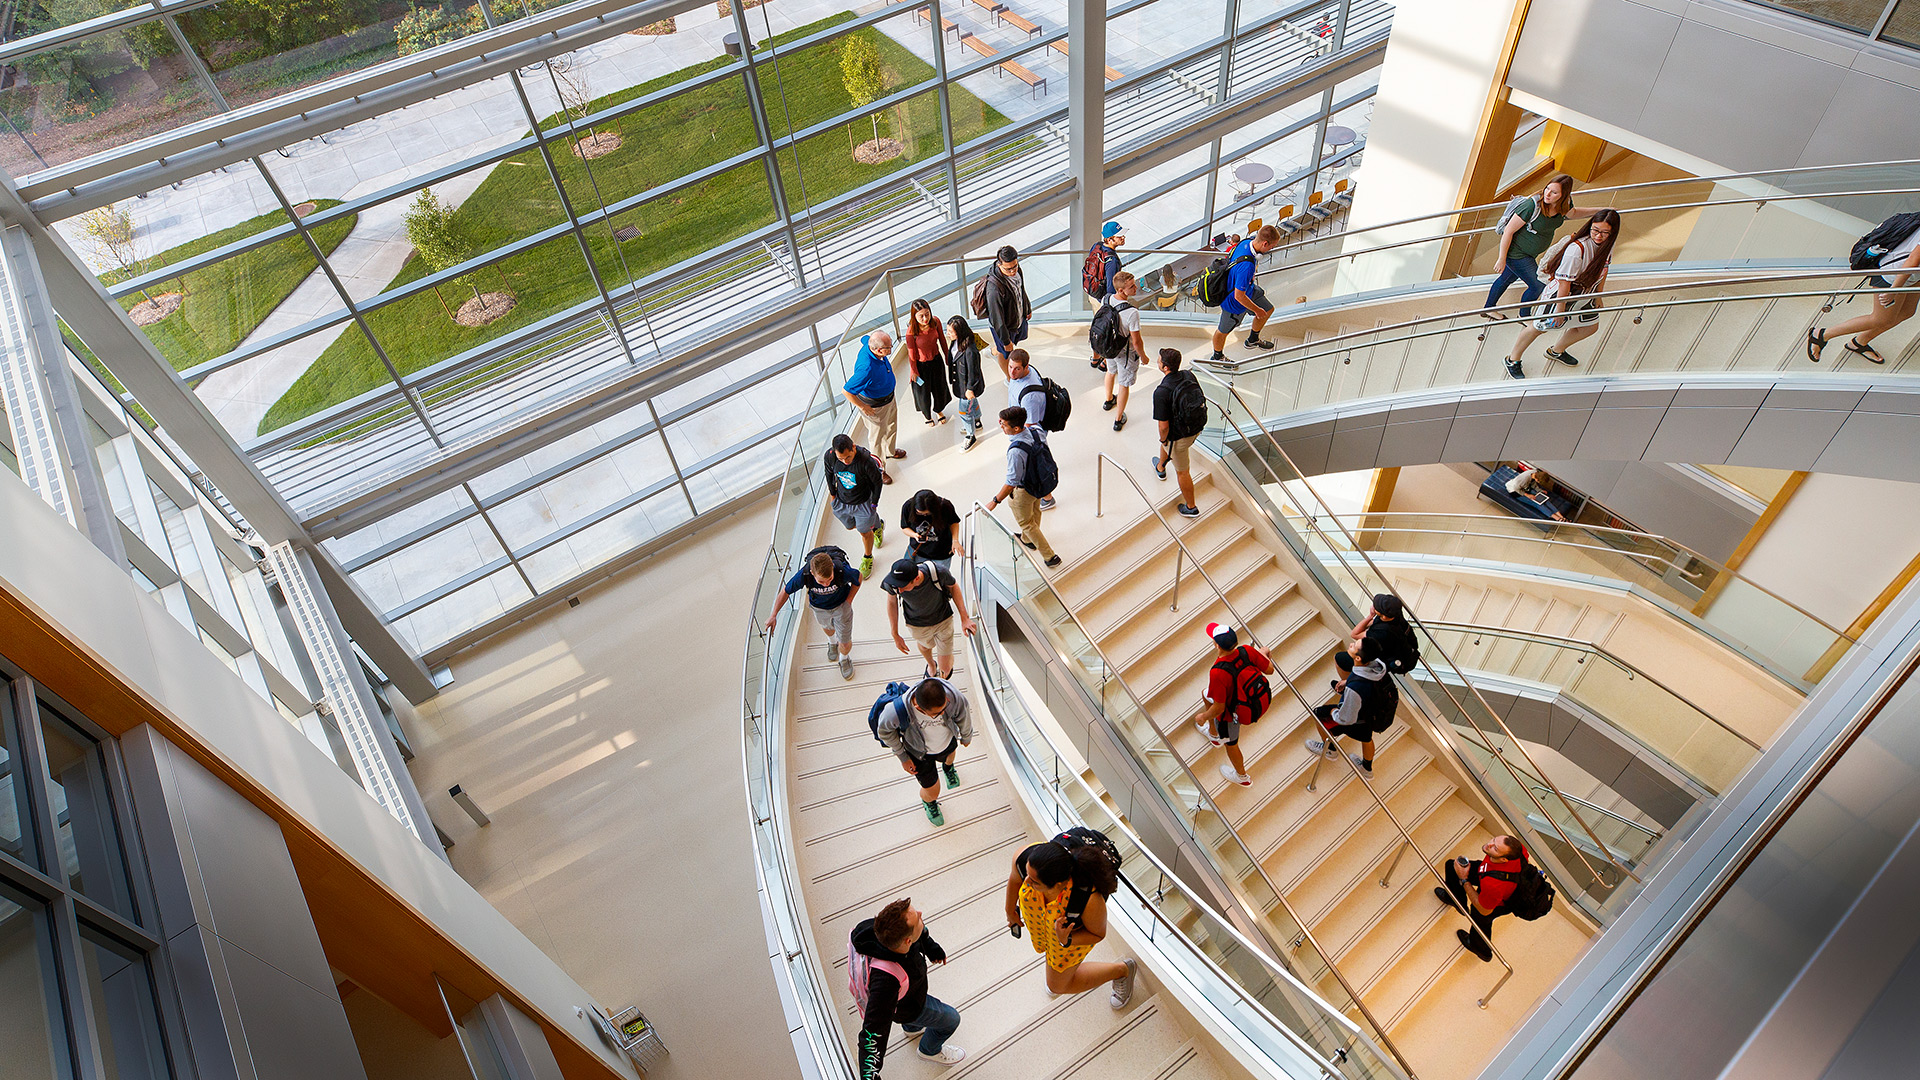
[{"left": 1100, "top": 272, "right": 1147, "bottom": 432}]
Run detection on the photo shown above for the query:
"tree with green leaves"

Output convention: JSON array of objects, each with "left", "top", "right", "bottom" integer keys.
[
  {"left": 404, "top": 189, "right": 483, "bottom": 320},
  {"left": 839, "top": 35, "right": 887, "bottom": 153},
  {"left": 77, "top": 204, "right": 156, "bottom": 303}
]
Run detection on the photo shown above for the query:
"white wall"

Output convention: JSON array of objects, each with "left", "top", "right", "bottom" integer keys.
[
  {"left": 1728, "top": 472, "right": 1920, "bottom": 630},
  {"left": 1334, "top": 0, "right": 1523, "bottom": 293},
  {"left": 0, "top": 468, "right": 640, "bottom": 1080}
]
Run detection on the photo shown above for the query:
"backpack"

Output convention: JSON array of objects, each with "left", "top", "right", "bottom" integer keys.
[
  {"left": 1014, "top": 434, "right": 1059, "bottom": 498},
  {"left": 802, "top": 544, "right": 853, "bottom": 575},
  {"left": 1088, "top": 300, "right": 1131, "bottom": 359},
  {"left": 970, "top": 273, "right": 992, "bottom": 319},
  {"left": 1081, "top": 246, "right": 1113, "bottom": 299},
  {"left": 1049, "top": 826, "right": 1122, "bottom": 927},
  {"left": 1483, "top": 864, "right": 1556, "bottom": 921},
  {"left": 866, "top": 680, "right": 913, "bottom": 746},
  {"left": 1850, "top": 212, "right": 1920, "bottom": 271},
  {"left": 1494, "top": 194, "right": 1539, "bottom": 236},
  {"left": 1167, "top": 371, "right": 1209, "bottom": 441},
  {"left": 847, "top": 933, "right": 910, "bottom": 1014},
  {"left": 1197, "top": 253, "right": 1253, "bottom": 307},
  {"left": 1366, "top": 619, "right": 1421, "bottom": 675},
  {"left": 1347, "top": 672, "right": 1399, "bottom": 734},
  {"left": 1020, "top": 376, "right": 1071, "bottom": 432},
  {"left": 1213, "top": 647, "right": 1272, "bottom": 723}
]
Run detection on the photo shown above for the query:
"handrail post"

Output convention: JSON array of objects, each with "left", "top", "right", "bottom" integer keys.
[
  {"left": 1305, "top": 743, "right": 1328, "bottom": 792},
  {"left": 1096, "top": 455, "right": 1104, "bottom": 518},
  {"left": 1379, "top": 840, "right": 1410, "bottom": 888},
  {"left": 1172, "top": 544, "right": 1183, "bottom": 611}
]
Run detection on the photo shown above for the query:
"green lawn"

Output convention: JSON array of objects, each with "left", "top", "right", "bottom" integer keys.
[
  {"left": 260, "top": 14, "right": 1010, "bottom": 435},
  {"left": 108, "top": 200, "right": 357, "bottom": 375}
]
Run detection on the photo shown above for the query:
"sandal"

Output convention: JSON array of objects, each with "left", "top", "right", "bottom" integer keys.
[
  {"left": 1844, "top": 337, "right": 1887, "bottom": 365},
  {"left": 1806, "top": 327, "right": 1827, "bottom": 363}
]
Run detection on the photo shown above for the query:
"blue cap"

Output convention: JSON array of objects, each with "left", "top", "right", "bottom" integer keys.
[{"left": 1101, "top": 221, "right": 1125, "bottom": 239}]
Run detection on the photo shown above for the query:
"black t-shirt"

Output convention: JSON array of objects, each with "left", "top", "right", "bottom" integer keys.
[
  {"left": 888, "top": 563, "right": 958, "bottom": 626},
  {"left": 900, "top": 495, "right": 961, "bottom": 560}
]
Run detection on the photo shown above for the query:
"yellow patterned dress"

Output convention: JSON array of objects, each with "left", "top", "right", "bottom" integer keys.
[{"left": 1019, "top": 882, "right": 1095, "bottom": 972}]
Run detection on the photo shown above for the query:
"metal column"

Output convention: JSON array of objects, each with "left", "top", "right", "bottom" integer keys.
[{"left": 1066, "top": 0, "right": 1107, "bottom": 307}]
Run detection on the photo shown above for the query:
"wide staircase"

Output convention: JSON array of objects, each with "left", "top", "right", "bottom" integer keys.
[{"left": 1040, "top": 460, "right": 1594, "bottom": 1080}]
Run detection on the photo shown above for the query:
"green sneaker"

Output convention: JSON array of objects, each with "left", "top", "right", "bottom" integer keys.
[
  {"left": 874, "top": 522, "right": 885, "bottom": 547},
  {"left": 860, "top": 555, "right": 874, "bottom": 578},
  {"left": 942, "top": 762, "right": 961, "bottom": 790},
  {"left": 922, "top": 799, "right": 945, "bottom": 826}
]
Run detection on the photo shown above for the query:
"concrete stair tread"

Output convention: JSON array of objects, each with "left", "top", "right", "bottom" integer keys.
[
  {"left": 1255, "top": 742, "right": 1440, "bottom": 879},
  {"left": 1106, "top": 557, "right": 1293, "bottom": 673},
  {"left": 1050, "top": 475, "right": 1221, "bottom": 603},
  {"left": 1141, "top": 605, "right": 1337, "bottom": 722},
  {"left": 1276, "top": 763, "right": 1459, "bottom": 913},
  {"left": 1319, "top": 810, "right": 1486, "bottom": 988},
  {"left": 1070, "top": 529, "right": 1274, "bottom": 645},
  {"left": 1121, "top": 586, "right": 1315, "bottom": 697}
]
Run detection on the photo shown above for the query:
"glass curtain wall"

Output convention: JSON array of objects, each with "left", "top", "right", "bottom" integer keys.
[{"left": 14, "top": 0, "right": 1388, "bottom": 657}]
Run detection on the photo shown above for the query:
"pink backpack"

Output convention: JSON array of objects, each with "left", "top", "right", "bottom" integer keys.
[{"left": 848, "top": 936, "right": 910, "bottom": 1013}]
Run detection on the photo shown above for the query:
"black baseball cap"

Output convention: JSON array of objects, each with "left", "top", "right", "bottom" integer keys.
[
  {"left": 882, "top": 559, "right": 924, "bottom": 590},
  {"left": 1372, "top": 593, "right": 1403, "bottom": 618}
]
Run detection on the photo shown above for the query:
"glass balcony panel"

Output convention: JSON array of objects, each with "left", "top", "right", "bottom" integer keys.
[
  {"left": 176, "top": 0, "right": 473, "bottom": 110},
  {"left": 519, "top": 485, "right": 693, "bottom": 592},
  {"left": 0, "top": 26, "right": 217, "bottom": 178}
]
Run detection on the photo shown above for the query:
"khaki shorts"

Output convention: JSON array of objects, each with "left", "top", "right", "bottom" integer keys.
[
  {"left": 909, "top": 618, "right": 956, "bottom": 657},
  {"left": 1165, "top": 433, "right": 1198, "bottom": 473}
]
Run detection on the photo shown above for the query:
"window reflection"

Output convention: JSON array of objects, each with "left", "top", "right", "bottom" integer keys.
[
  {"left": 0, "top": 889, "right": 66, "bottom": 1080},
  {"left": 38, "top": 709, "right": 136, "bottom": 920},
  {"left": 80, "top": 929, "right": 171, "bottom": 1080},
  {"left": 0, "top": 27, "right": 217, "bottom": 178}
]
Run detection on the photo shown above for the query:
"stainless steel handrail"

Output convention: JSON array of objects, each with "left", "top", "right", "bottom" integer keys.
[
  {"left": 1526, "top": 785, "right": 1663, "bottom": 841},
  {"left": 1330, "top": 515, "right": 1851, "bottom": 643},
  {"left": 1418, "top": 620, "right": 1761, "bottom": 753},
  {"left": 965, "top": 505, "right": 1410, "bottom": 1080},
  {"left": 1215, "top": 268, "right": 1918, "bottom": 374},
  {"left": 1090, "top": 455, "right": 1520, "bottom": 1007},
  {"left": 967, "top": 500, "right": 1419, "bottom": 1075},
  {"left": 1204, "top": 380, "right": 1636, "bottom": 899}
]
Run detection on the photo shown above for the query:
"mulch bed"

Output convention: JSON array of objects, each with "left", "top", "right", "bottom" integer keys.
[
  {"left": 455, "top": 292, "right": 518, "bottom": 327},
  {"left": 128, "top": 293, "right": 186, "bottom": 326}
]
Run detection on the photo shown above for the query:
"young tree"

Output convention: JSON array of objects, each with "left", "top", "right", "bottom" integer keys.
[
  {"left": 77, "top": 204, "right": 156, "bottom": 302},
  {"left": 839, "top": 35, "right": 887, "bottom": 152},
  {"left": 404, "top": 189, "right": 483, "bottom": 319}
]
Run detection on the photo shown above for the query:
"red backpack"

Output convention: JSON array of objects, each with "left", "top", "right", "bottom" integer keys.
[
  {"left": 1081, "top": 245, "right": 1111, "bottom": 298},
  {"left": 1214, "top": 647, "right": 1272, "bottom": 723}
]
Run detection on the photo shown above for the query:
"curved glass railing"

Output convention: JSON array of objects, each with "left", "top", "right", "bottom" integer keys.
[
  {"left": 1289, "top": 511, "right": 1852, "bottom": 689},
  {"left": 966, "top": 508, "right": 1411, "bottom": 1080},
  {"left": 1196, "top": 370, "right": 1652, "bottom": 918},
  {"left": 1417, "top": 621, "right": 1760, "bottom": 798}
]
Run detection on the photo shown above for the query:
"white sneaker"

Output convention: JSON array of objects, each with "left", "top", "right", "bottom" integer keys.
[
  {"left": 1194, "top": 717, "right": 1223, "bottom": 746},
  {"left": 1218, "top": 763, "right": 1251, "bottom": 786},
  {"left": 1304, "top": 738, "right": 1340, "bottom": 758},
  {"left": 1350, "top": 754, "right": 1374, "bottom": 775},
  {"left": 918, "top": 1043, "right": 966, "bottom": 1065}
]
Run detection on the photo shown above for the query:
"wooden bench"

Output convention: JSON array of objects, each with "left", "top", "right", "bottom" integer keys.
[
  {"left": 961, "top": 33, "right": 997, "bottom": 60},
  {"left": 910, "top": 5, "right": 962, "bottom": 42},
  {"left": 998, "top": 59, "right": 1047, "bottom": 97},
  {"left": 1046, "top": 39, "right": 1123, "bottom": 81},
  {"left": 996, "top": 9, "right": 1041, "bottom": 36},
  {"left": 969, "top": 0, "right": 1006, "bottom": 16}
]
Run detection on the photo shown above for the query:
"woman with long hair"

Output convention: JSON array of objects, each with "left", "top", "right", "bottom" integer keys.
[
  {"left": 1480, "top": 173, "right": 1602, "bottom": 321},
  {"left": 946, "top": 314, "right": 986, "bottom": 451},
  {"left": 902, "top": 298, "right": 953, "bottom": 425},
  {"left": 1504, "top": 208, "right": 1621, "bottom": 379},
  {"left": 1003, "top": 835, "right": 1136, "bottom": 1006}
]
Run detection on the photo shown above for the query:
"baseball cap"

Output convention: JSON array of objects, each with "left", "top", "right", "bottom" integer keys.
[
  {"left": 1205, "top": 622, "right": 1238, "bottom": 648},
  {"left": 1101, "top": 220, "right": 1125, "bottom": 240},
  {"left": 882, "top": 558, "right": 923, "bottom": 591},
  {"left": 1372, "top": 593, "right": 1403, "bottom": 619}
]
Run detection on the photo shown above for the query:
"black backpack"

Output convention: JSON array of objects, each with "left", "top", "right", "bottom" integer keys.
[
  {"left": 1197, "top": 253, "right": 1253, "bottom": 307},
  {"left": 1167, "top": 371, "right": 1209, "bottom": 440},
  {"left": 1015, "top": 434, "right": 1059, "bottom": 498},
  {"left": 866, "top": 681, "right": 914, "bottom": 746},
  {"left": 1088, "top": 301, "right": 1132, "bottom": 359},
  {"left": 1050, "top": 826, "right": 1121, "bottom": 926},
  {"left": 802, "top": 544, "right": 853, "bottom": 575},
  {"left": 1020, "top": 376, "right": 1071, "bottom": 432},
  {"left": 1348, "top": 672, "right": 1399, "bottom": 734},
  {"left": 1850, "top": 212, "right": 1920, "bottom": 271},
  {"left": 1366, "top": 619, "right": 1421, "bottom": 675},
  {"left": 1483, "top": 864, "right": 1555, "bottom": 921}
]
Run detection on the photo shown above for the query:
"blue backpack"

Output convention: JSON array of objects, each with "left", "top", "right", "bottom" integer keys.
[
  {"left": 1016, "top": 434, "right": 1059, "bottom": 498},
  {"left": 867, "top": 681, "right": 914, "bottom": 745}
]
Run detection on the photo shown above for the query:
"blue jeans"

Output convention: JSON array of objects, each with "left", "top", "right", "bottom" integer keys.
[
  {"left": 956, "top": 394, "right": 981, "bottom": 438},
  {"left": 1484, "top": 254, "right": 1544, "bottom": 317},
  {"left": 901, "top": 995, "right": 960, "bottom": 1055}
]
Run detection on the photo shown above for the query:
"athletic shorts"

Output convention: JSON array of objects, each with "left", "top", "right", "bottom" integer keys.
[
  {"left": 831, "top": 499, "right": 881, "bottom": 534},
  {"left": 809, "top": 602, "right": 853, "bottom": 641},
  {"left": 991, "top": 320, "right": 1029, "bottom": 355},
  {"left": 1165, "top": 433, "right": 1197, "bottom": 473},
  {"left": 1110, "top": 347, "right": 1140, "bottom": 389},
  {"left": 909, "top": 738, "right": 958, "bottom": 788},
  {"left": 1313, "top": 703, "right": 1372, "bottom": 741},
  {"left": 1217, "top": 284, "right": 1270, "bottom": 332},
  {"left": 909, "top": 618, "right": 956, "bottom": 658},
  {"left": 1213, "top": 714, "right": 1241, "bottom": 746}
]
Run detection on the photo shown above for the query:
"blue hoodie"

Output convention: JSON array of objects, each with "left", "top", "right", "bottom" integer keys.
[{"left": 844, "top": 336, "right": 896, "bottom": 402}]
